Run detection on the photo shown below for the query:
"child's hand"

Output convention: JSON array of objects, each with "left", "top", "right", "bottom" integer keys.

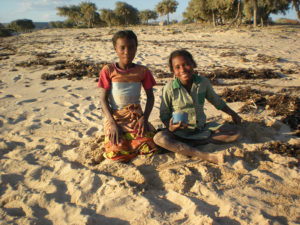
[
  {"left": 168, "top": 118, "right": 188, "bottom": 132},
  {"left": 134, "top": 116, "right": 149, "bottom": 137},
  {"left": 108, "top": 122, "right": 122, "bottom": 145}
]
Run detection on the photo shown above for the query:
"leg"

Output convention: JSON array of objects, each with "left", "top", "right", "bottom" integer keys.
[
  {"left": 210, "top": 124, "right": 242, "bottom": 144},
  {"left": 153, "top": 130, "right": 224, "bottom": 164}
]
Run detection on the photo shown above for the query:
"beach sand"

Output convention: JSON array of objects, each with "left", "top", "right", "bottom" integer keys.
[{"left": 0, "top": 24, "right": 299, "bottom": 224}]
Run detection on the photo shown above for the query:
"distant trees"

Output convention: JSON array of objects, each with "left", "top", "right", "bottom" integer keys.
[
  {"left": 99, "top": 9, "right": 118, "bottom": 27},
  {"left": 7, "top": 19, "right": 35, "bottom": 32},
  {"left": 244, "top": 0, "right": 290, "bottom": 26},
  {"left": 56, "top": 5, "right": 82, "bottom": 26},
  {"left": 184, "top": 0, "right": 238, "bottom": 26},
  {"left": 0, "top": 23, "right": 13, "bottom": 37},
  {"left": 53, "top": 0, "right": 296, "bottom": 28},
  {"left": 55, "top": 1, "right": 144, "bottom": 27},
  {"left": 114, "top": 2, "right": 140, "bottom": 25},
  {"left": 155, "top": 0, "right": 179, "bottom": 24},
  {"left": 184, "top": 0, "right": 294, "bottom": 27},
  {"left": 80, "top": 2, "right": 97, "bottom": 28},
  {"left": 139, "top": 10, "right": 158, "bottom": 24}
]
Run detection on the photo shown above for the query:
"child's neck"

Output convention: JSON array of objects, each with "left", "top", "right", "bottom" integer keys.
[
  {"left": 180, "top": 78, "right": 193, "bottom": 94},
  {"left": 117, "top": 62, "right": 135, "bottom": 70}
]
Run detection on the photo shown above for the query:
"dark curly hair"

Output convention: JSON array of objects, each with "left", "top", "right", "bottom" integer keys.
[
  {"left": 168, "top": 49, "right": 197, "bottom": 72},
  {"left": 112, "top": 30, "right": 138, "bottom": 47}
]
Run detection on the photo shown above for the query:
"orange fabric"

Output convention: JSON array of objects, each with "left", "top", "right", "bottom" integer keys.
[{"left": 104, "top": 104, "right": 158, "bottom": 162}]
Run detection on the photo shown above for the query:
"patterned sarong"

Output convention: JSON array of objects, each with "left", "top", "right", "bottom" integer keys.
[{"left": 103, "top": 104, "right": 158, "bottom": 162}]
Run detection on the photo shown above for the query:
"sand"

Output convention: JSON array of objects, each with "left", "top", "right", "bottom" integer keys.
[{"left": 0, "top": 24, "right": 300, "bottom": 225}]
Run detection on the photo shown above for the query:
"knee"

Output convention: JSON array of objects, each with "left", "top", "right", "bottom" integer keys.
[{"left": 153, "top": 130, "right": 168, "bottom": 146}]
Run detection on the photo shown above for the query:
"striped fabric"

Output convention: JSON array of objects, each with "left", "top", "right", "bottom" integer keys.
[{"left": 98, "top": 63, "right": 156, "bottom": 110}]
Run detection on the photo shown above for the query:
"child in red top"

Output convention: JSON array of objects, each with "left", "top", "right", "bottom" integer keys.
[{"left": 98, "top": 30, "right": 157, "bottom": 162}]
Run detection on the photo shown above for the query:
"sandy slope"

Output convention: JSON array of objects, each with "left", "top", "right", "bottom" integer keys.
[{"left": 0, "top": 25, "right": 299, "bottom": 225}]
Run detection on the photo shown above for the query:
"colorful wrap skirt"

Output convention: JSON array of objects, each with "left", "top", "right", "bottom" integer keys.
[{"left": 103, "top": 104, "right": 158, "bottom": 162}]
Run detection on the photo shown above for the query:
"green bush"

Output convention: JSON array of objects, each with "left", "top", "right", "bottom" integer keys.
[
  {"left": 8, "top": 19, "right": 35, "bottom": 32},
  {"left": 0, "top": 23, "right": 13, "bottom": 37}
]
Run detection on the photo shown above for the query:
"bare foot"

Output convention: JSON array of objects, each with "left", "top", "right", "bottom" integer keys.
[{"left": 211, "top": 131, "right": 242, "bottom": 144}]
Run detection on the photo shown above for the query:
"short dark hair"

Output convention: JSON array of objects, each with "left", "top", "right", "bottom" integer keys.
[
  {"left": 168, "top": 49, "right": 197, "bottom": 72},
  {"left": 112, "top": 30, "right": 138, "bottom": 47}
]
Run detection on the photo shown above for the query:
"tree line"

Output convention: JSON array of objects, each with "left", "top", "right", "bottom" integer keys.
[
  {"left": 184, "top": 0, "right": 300, "bottom": 27},
  {"left": 52, "top": 0, "right": 178, "bottom": 28},
  {"left": 1, "top": 0, "right": 299, "bottom": 36},
  {"left": 53, "top": 0, "right": 299, "bottom": 28}
]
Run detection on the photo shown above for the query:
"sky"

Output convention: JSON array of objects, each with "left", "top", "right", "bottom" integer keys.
[{"left": 0, "top": 0, "right": 298, "bottom": 24}]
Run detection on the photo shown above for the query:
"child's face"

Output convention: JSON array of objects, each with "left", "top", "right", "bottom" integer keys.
[
  {"left": 114, "top": 37, "right": 137, "bottom": 68},
  {"left": 172, "top": 55, "right": 194, "bottom": 84}
]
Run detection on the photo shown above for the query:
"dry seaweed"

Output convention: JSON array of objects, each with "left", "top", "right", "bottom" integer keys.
[
  {"left": 221, "top": 87, "right": 300, "bottom": 134},
  {"left": 198, "top": 67, "right": 281, "bottom": 80},
  {"left": 41, "top": 60, "right": 107, "bottom": 80},
  {"left": 259, "top": 141, "right": 300, "bottom": 161},
  {"left": 154, "top": 69, "right": 173, "bottom": 78}
]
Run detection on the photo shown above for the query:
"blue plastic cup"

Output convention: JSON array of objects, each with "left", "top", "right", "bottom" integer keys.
[{"left": 172, "top": 111, "right": 188, "bottom": 124}]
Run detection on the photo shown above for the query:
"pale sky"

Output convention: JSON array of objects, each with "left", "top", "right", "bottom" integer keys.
[{"left": 0, "top": 0, "right": 298, "bottom": 23}]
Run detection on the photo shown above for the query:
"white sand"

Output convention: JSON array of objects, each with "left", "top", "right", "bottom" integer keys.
[{"left": 0, "top": 25, "right": 300, "bottom": 224}]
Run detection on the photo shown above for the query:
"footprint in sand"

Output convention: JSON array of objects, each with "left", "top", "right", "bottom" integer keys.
[
  {"left": 17, "top": 98, "right": 38, "bottom": 105},
  {"left": 88, "top": 103, "right": 96, "bottom": 111},
  {"left": 53, "top": 101, "right": 73, "bottom": 107},
  {"left": 90, "top": 112, "right": 102, "bottom": 120},
  {"left": 2, "top": 94, "right": 19, "bottom": 99},
  {"left": 86, "top": 127, "right": 99, "bottom": 136},
  {"left": 69, "top": 104, "right": 79, "bottom": 109},
  {"left": 41, "top": 87, "right": 55, "bottom": 93},
  {"left": 68, "top": 93, "right": 81, "bottom": 98},
  {"left": 62, "top": 85, "right": 71, "bottom": 90},
  {"left": 44, "top": 119, "right": 51, "bottom": 124},
  {"left": 13, "top": 75, "right": 22, "bottom": 82},
  {"left": 7, "top": 113, "right": 27, "bottom": 124},
  {"left": 65, "top": 111, "right": 80, "bottom": 121}
]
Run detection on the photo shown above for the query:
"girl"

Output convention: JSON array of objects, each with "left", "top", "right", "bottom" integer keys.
[
  {"left": 98, "top": 30, "right": 157, "bottom": 162},
  {"left": 153, "top": 49, "right": 242, "bottom": 164}
]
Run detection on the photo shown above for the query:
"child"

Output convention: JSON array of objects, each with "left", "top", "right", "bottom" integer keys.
[
  {"left": 153, "top": 49, "right": 242, "bottom": 164},
  {"left": 98, "top": 30, "right": 157, "bottom": 162}
]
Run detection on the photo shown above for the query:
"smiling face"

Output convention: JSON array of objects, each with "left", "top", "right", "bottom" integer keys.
[
  {"left": 172, "top": 55, "right": 194, "bottom": 86},
  {"left": 114, "top": 37, "right": 137, "bottom": 70}
]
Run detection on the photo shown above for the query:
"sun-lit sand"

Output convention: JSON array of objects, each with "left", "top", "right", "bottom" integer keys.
[{"left": 0, "top": 24, "right": 299, "bottom": 224}]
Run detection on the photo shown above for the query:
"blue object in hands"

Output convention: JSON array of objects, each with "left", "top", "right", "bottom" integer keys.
[{"left": 172, "top": 111, "right": 188, "bottom": 124}]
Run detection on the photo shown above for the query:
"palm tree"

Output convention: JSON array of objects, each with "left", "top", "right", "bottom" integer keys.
[{"left": 155, "top": 0, "right": 178, "bottom": 24}]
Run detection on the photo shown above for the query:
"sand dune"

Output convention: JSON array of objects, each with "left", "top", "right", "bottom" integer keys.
[{"left": 0, "top": 25, "right": 299, "bottom": 224}]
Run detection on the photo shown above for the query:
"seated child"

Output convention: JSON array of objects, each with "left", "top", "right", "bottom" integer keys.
[
  {"left": 153, "top": 49, "right": 242, "bottom": 164},
  {"left": 98, "top": 30, "right": 157, "bottom": 162}
]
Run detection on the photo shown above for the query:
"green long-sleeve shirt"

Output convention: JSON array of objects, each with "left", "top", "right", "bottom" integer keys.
[{"left": 160, "top": 74, "right": 226, "bottom": 140}]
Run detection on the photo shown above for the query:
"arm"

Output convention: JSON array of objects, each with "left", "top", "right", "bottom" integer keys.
[
  {"left": 221, "top": 105, "right": 242, "bottom": 124},
  {"left": 99, "top": 87, "right": 122, "bottom": 145},
  {"left": 135, "top": 88, "right": 154, "bottom": 136},
  {"left": 204, "top": 78, "right": 241, "bottom": 124}
]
